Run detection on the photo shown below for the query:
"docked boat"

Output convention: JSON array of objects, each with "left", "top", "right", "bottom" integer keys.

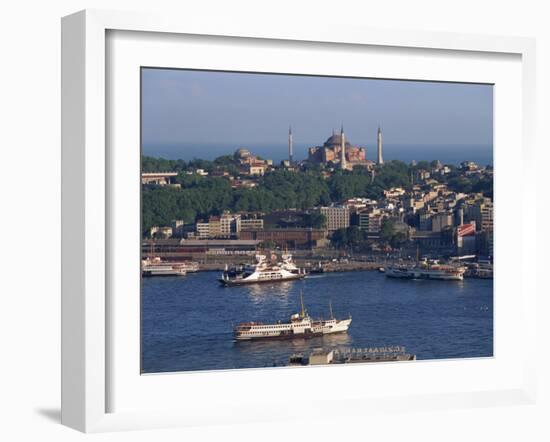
[
  {"left": 411, "top": 264, "right": 466, "bottom": 280},
  {"left": 180, "top": 261, "right": 200, "bottom": 273},
  {"left": 141, "top": 257, "right": 187, "bottom": 277},
  {"left": 386, "top": 260, "right": 466, "bottom": 281},
  {"left": 234, "top": 296, "right": 351, "bottom": 341},
  {"left": 309, "top": 261, "right": 325, "bottom": 274},
  {"left": 385, "top": 266, "right": 413, "bottom": 278},
  {"left": 219, "top": 253, "right": 306, "bottom": 286}
]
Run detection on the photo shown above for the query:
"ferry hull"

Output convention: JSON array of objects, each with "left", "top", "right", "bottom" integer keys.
[
  {"left": 386, "top": 267, "right": 465, "bottom": 281},
  {"left": 385, "top": 269, "right": 413, "bottom": 279},
  {"left": 412, "top": 272, "right": 464, "bottom": 281},
  {"left": 234, "top": 317, "right": 352, "bottom": 341},
  {"left": 234, "top": 328, "right": 349, "bottom": 342},
  {"left": 142, "top": 270, "right": 186, "bottom": 277}
]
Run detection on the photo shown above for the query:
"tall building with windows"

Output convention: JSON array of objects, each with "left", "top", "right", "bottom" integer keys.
[
  {"left": 196, "top": 213, "right": 242, "bottom": 239},
  {"left": 431, "top": 212, "right": 454, "bottom": 232},
  {"left": 358, "top": 210, "right": 383, "bottom": 235},
  {"left": 320, "top": 206, "right": 350, "bottom": 232},
  {"left": 465, "top": 198, "right": 493, "bottom": 232}
]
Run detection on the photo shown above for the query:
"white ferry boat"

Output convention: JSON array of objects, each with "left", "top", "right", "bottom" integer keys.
[
  {"left": 386, "top": 260, "right": 466, "bottom": 281},
  {"left": 181, "top": 261, "right": 200, "bottom": 273},
  {"left": 234, "top": 297, "right": 352, "bottom": 341},
  {"left": 385, "top": 266, "right": 413, "bottom": 279},
  {"left": 219, "top": 253, "right": 306, "bottom": 286},
  {"left": 141, "top": 257, "right": 187, "bottom": 277}
]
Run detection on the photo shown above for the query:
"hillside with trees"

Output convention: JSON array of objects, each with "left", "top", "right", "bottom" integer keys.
[{"left": 141, "top": 155, "right": 490, "bottom": 236}]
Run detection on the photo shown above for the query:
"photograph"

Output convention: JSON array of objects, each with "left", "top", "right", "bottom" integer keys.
[{"left": 140, "top": 68, "right": 494, "bottom": 374}]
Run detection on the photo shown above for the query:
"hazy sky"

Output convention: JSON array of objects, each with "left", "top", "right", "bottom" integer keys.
[{"left": 141, "top": 68, "right": 493, "bottom": 150}]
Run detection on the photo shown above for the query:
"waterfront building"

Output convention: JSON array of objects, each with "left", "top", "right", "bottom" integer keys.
[
  {"left": 357, "top": 209, "right": 383, "bottom": 235},
  {"left": 410, "top": 229, "right": 455, "bottom": 255},
  {"left": 456, "top": 222, "right": 477, "bottom": 255},
  {"left": 377, "top": 126, "right": 383, "bottom": 165},
  {"left": 195, "top": 213, "right": 242, "bottom": 239},
  {"left": 239, "top": 228, "right": 328, "bottom": 249},
  {"left": 142, "top": 238, "right": 261, "bottom": 257},
  {"left": 320, "top": 206, "right": 350, "bottom": 232},
  {"left": 220, "top": 213, "right": 241, "bottom": 236},
  {"left": 239, "top": 218, "right": 264, "bottom": 231}
]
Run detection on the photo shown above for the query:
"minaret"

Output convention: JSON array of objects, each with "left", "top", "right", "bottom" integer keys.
[
  {"left": 377, "top": 125, "right": 384, "bottom": 165},
  {"left": 288, "top": 126, "right": 293, "bottom": 164},
  {"left": 340, "top": 124, "right": 347, "bottom": 170}
]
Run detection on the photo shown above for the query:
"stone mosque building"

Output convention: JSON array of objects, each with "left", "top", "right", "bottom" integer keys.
[{"left": 307, "top": 127, "right": 372, "bottom": 170}]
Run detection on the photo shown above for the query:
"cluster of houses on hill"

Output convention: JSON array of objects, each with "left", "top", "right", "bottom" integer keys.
[{"left": 145, "top": 161, "right": 493, "bottom": 259}]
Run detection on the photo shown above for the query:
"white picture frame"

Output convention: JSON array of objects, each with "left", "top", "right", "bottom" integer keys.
[{"left": 61, "top": 9, "right": 537, "bottom": 433}]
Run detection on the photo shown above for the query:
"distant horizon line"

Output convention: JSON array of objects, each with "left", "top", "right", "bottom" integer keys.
[{"left": 142, "top": 141, "right": 493, "bottom": 147}]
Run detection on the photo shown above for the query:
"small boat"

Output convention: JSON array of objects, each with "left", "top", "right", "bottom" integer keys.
[
  {"left": 141, "top": 256, "right": 187, "bottom": 277},
  {"left": 309, "top": 262, "right": 325, "bottom": 274}
]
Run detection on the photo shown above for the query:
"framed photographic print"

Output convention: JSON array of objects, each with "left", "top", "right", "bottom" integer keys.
[
  {"left": 61, "top": 9, "right": 537, "bottom": 432},
  {"left": 139, "top": 67, "right": 493, "bottom": 374}
]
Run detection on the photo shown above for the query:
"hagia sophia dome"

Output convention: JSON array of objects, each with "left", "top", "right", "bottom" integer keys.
[
  {"left": 323, "top": 133, "right": 352, "bottom": 149},
  {"left": 307, "top": 129, "right": 368, "bottom": 168}
]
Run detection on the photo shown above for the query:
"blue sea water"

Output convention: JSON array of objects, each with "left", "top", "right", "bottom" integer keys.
[
  {"left": 141, "top": 271, "right": 493, "bottom": 373},
  {"left": 142, "top": 143, "right": 493, "bottom": 166}
]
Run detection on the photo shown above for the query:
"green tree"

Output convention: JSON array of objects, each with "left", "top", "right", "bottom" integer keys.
[{"left": 380, "top": 219, "right": 395, "bottom": 243}]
